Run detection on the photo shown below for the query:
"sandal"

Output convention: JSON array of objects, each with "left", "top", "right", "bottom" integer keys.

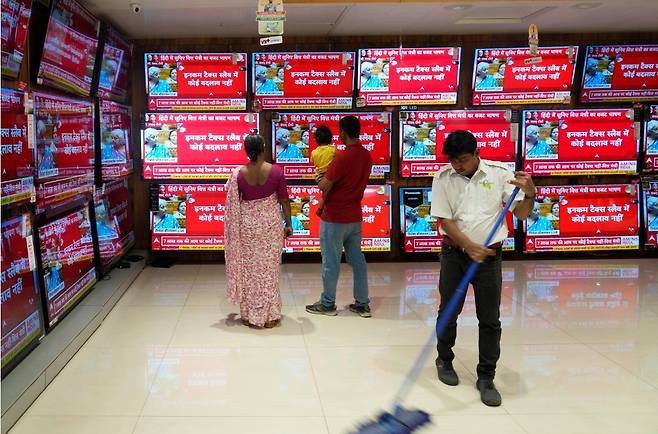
[{"left": 264, "top": 319, "right": 280, "bottom": 328}]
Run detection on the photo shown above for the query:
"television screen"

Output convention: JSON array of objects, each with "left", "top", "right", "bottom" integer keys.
[
  {"left": 399, "top": 186, "right": 515, "bottom": 253},
  {"left": 38, "top": 205, "right": 96, "bottom": 327},
  {"left": 356, "top": 47, "right": 460, "bottom": 106},
  {"left": 252, "top": 51, "right": 355, "bottom": 110},
  {"left": 645, "top": 181, "right": 658, "bottom": 247},
  {"left": 1, "top": 0, "right": 31, "bottom": 77},
  {"left": 96, "top": 179, "right": 134, "bottom": 270},
  {"left": 32, "top": 92, "right": 94, "bottom": 181},
  {"left": 524, "top": 184, "right": 640, "bottom": 252},
  {"left": 522, "top": 109, "right": 638, "bottom": 176},
  {"left": 471, "top": 46, "right": 577, "bottom": 105},
  {"left": 37, "top": 0, "right": 99, "bottom": 97},
  {"left": 97, "top": 25, "right": 132, "bottom": 102},
  {"left": 580, "top": 45, "right": 658, "bottom": 103},
  {"left": 399, "top": 110, "right": 516, "bottom": 177},
  {"left": 141, "top": 112, "right": 258, "bottom": 179},
  {"left": 1, "top": 213, "right": 43, "bottom": 374},
  {"left": 145, "top": 52, "right": 247, "bottom": 111},
  {"left": 35, "top": 174, "right": 93, "bottom": 215},
  {"left": 645, "top": 104, "right": 658, "bottom": 172},
  {"left": 271, "top": 112, "right": 391, "bottom": 179},
  {"left": 1, "top": 88, "right": 33, "bottom": 207},
  {"left": 99, "top": 99, "right": 132, "bottom": 180},
  {"left": 150, "top": 183, "right": 226, "bottom": 250},
  {"left": 284, "top": 185, "right": 391, "bottom": 252}
]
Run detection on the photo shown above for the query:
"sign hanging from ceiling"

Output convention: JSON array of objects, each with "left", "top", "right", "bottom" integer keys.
[{"left": 257, "top": 0, "right": 285, "bottom": 42}]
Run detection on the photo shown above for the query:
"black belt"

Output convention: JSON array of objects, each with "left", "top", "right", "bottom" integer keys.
[{"left": 442, "top": 236, "right": 502, "bottom": 251}]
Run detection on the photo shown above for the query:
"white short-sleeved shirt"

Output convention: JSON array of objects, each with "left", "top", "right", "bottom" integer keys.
[{"left": 430, "top": 159, "right": 524, "bottom": 246}]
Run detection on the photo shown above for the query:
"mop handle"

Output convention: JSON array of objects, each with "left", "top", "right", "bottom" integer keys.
[{"left": 391, "top": 187, "right": 521, "bottom": 410}]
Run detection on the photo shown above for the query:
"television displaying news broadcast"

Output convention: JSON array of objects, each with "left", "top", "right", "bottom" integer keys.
[
  {"left": 145, "top": 52, "right": 247, "bottom": 111},
  {"left": 35, "top": 174, "right": 93, "bottom": 215},
  {"left": 356, "top": 47, "right": 460, "bottom": 106},
  {"left": 150, "top": 184, "right": 226, "bottom": 250},
  {"left": 271, "top": 112, "right": 392, "bottom": 179},
  {"left": 96, "top": 179, "right": 134, "bottom": 270},
  {"left": 37, "top": 206, "right": 97, "bottom": 326},
  {"left": 100, "top": 100, "right": 132, "bottom": 180},
  {"left": 399, "top": 187, "right": 515, "bottom": 253},
  {"left": 141, "top": 112, "right": 258, "bottom": 179},
  {"left": 522, "top": 109, "right": 638, "bottom": 176},
  {"left": 399, "top": 110, "right": 516, "bottom": 177},
  {"left": 1, "top": 0, "right": 31, "bottom": 77},
  {"left": 284, "top": 185, "right": 391, "bottom": 253},
  {"left": 645, "top": 181, "right": 658, "bottom": 248},
  {"left": 36, "top": 0, "right": 99, "bottom": 97},
  {"left": 472, "top": 46, "right": 577, "bottom": 105},
  {"left": 97, "top": 25, "right": 132, "bottom": 102},
  {"left": 645, "top": 105, "right": 658, "bottom": 172},
  {"left": 580, "top": 45, "right": 658, "bottom": 103},
  {"left": 1, "top": 88, "right": 33, "bottom": 207},
  {"left": 252, "top": 51, "right": 355, "bottom": 110},
  {"left": 1, "top": 214, "right": 43, "bottom": 374},
  {"left": 32, "top": 92, "right": 95, "bottom": 182},
  {"left": 524, "top": 184, "right": 640, "bottom": 253}
]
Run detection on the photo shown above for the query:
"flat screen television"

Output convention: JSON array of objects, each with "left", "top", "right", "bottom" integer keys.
[
  {"left": 524, "top": 184, "right": 640, "bottom": 252},
  {"left": 95, "top": 179, "right": 134, "bottom": 270},
  {"left": 399, "top": 110, "right": 516, "bottom": 177},
  {"left": 356, "top": 47, "right": 460, "bottom": 106},
  {"left": 271, "top": 112, "right": 391, "bottom": 179},
  {"left": 252, "top": 51, "right": 355, "bottom": 110},
  {"left": 97, "top": 25, "right": 132, "bottom": 102},
  {"left": 644, "top": 104, "right": 658, "bottom": 172},
  {"left": 1, "top": 0, "right": 31, "bottom": 78},
  {"left": 521, "top": 109, "right": 638, "bottom": 176},
  {"left": 580, "top": 44, "right": 658, "bottom": 103},
  {"left": 35, "top": 174, "right": 93, "bottom": 215},
  {"left": 1, "top": 88, "right": 33, "bottom": 207},
  {"left": 145, "top": 52, "right": 247, "bottom": 111},
  {"left": 471, "top": 46, "right": 577, "bottom": 105},
  {"left": 36, "top": 0, "right": 100, "bottom": 97},
  {"left": 645, "top": 181, "right": 658, "bottom": 248},
  {"left": 141, "top": 112, "right": 258, "bottom": 179},
  {"left": 99, "top": 99, "right": 132, "bottom": 180}
]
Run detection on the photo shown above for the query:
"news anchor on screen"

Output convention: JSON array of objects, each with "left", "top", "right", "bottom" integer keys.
[
  {"left": 255, "top": 65, "right": 280, "bottom": 94},
  {"left": 404, "top": 206, "right": 432, "bottom": 234},
  {"left": 525, "top": 125, "right": 555, "bottom": 158},
  {"left": 275, "top": 128, "right": 303, "bottom": 161},
  {"left": 647, "top": 120, "right": 658, "bottom": 154},
  {"left": 402, "top": 125, "right": 431, "bottom": 158},
  {"left": 360, "top": 61, "right": 384, "bottom": 89}
]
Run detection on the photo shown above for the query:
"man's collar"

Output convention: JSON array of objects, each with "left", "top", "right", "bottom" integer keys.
[{"left": 448, "top": 158, "right": 488, "bottom": 177}]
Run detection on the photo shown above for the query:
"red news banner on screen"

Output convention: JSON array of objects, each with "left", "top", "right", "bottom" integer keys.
[
  {"left": 97, "top": 26, "right": 132, "bottom": 102},
  {"left": 1, "top": 0, "right": 31, "bottom": 77},
  {"left": 645, "top": 105, "right": 658, "bottom": 171},
  {"left": 472, "top": 46, "right": 577, "bottom": 105},
  {"left": 645, "top": 181, "right": 658, "bottom": 247},
  {"left": 252, "top": 52, "right": 355, "bottom": 110},
  {"left": 285, "top": 185, "right": 391, "bottom": 252},
  {"left": 96, "top": 179, "right": 134, "bottom": 269},
  {"left": 145, "top": 53, "right": 247, "bottom": 111},
  {"left": 151, "top": 184, "right": 226, "bottom": 250},
  {"left": 357, "top": 47, "right": 460, "bottom": 106},
  {"left": 580, "top": 45, "right": 658, "bottom": 103},
  {"left": 100, "top": 100, "right": 132, "bottom": 180},
  {"left": 399, "top": 110, "right": 516, "bottom": 177},
  {"left": 37, "top": 0, "right": 99, "bottom": 97},
  {"left": 1, "top": 214, "right": 42, "bottom": 370},
  {"left": 38, "top": 206, "right": 96, "bottom": 326},
  {"left": 141, "top": 112, "right": 258, "bottom": 179},
  {"left": 35, "top": 174, "right": 93, "bottom": 214},
  {"left": 1, "top": 88, "right": 34, "bottom": 207},
  {"left": 271, "top": 112, "right": 392, "bottom": 179},
  {"left": 524, "top": 184, "right": 640, "bottom": 252},
  {"left": 522, "top": 109, "right": 638, "bottom": 176}
]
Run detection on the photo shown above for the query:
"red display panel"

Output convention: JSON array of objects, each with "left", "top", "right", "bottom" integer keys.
[
  {"left": 145, "top": 53, "right": 247, "bottom": 111},
  {"left": 96, "top": 179, "right": 134, "bottom": 269},
  {"left": 356, "top": 47, "right": 460, "bottom": 106},
  {"left": 150, "top": 184, "right": 226, "bottom": 251},
  {"left": 32, "top": 92, "right": 94, "bottom": 181},
  {"left": 1, "top": 214, "right": 42, "bottom": 371},
  {"left": 37, "top": 0, "right": 99, "bottom": 97},
  {"left": 284, "top": 185, "right": 391, "bottom": 252},
  {"left": 252, "top": 52, "right": 355, "bottom": 110},
  {"left": 271, "top": 112, "right": 391, "bottom": 179},
  {"left": 645, "top": 181, "right": 658, "bottom": 247},
  {"left": 35, "top": 174, "right": 93, "bottom": 214},
  {"left": 524, "top": 184, "right": 640, "bottom": 252},
  {"left": 97, "top": 26, "right": 132, "bottom": 102},
  {"left": 141, "top": 112, "right": 258, "bottom": 179},
  {"left": 1, "top": 88, "right": 33, "bottom": 206},
  {"left": 521, "top": 109, "right": 638, "bottom": 176},
  {"left": 38, "top": 206, "right": 96, "bottom": 326},
  {"left": 1, "top": 0, "right": 31, "bottom": 77},
  {"left": 100, "top": 100, "right": 132, "bottom": 180},
  {"left": 472, "top": 46, "right": 577, "bottom": 106},
  {"left": 645, "top": 105, "right": 658, "bottom": 172},
  {"left": 399, "top": 110, "right": 516, "bottom": 177},
  {"left": 580, "top": 45, "right": 658, "bottom": 103}
]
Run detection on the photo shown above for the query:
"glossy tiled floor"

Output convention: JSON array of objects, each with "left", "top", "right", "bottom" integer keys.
[{"left": 10, "top": 259, "right": 658, "bottom": 434}]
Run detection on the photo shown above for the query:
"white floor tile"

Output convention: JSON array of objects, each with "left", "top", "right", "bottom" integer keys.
[
  {"left": 133, "top": 416, "right": 328, "bottom": 434},
  {"left": 9, "top": 416, "right": 137, "bottom": 434}
]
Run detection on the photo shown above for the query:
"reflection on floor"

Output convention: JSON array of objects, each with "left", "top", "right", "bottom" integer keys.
[{"left": 9, "top": 259, "right": 658, "bottom": 434}]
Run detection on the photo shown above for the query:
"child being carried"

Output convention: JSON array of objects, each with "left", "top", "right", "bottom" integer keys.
[{"left": 310, "top": 125, "right": 336, "bottom": 216}]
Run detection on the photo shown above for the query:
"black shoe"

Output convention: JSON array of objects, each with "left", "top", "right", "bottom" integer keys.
[
  {"left": 476, "top": 379, "right": 502, "bottom": 407},
  {"left": 348, "top": 303, "right": 372, "bottom": 318},
  {"left": 436, "top": 360, "right": 459, "bottom": 386},
  {"left": 305, "top": 302, "right": 338, "bottom": 316}
]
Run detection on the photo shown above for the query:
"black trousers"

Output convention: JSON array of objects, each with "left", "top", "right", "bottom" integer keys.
[{"left": 436, "top": 245, "right": 502, "bottom": 381}]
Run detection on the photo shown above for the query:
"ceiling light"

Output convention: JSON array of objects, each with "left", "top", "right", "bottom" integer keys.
[
  {"left": 446, "top": 4, "right": 472, "bottom": 11},
  {"left": 572, "top": 3, "right": 602, "bottom": 9}
]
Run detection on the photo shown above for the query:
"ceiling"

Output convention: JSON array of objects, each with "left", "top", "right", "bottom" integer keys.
[{"left": 83, "top": 0, "right": 658, "bottom": 39}]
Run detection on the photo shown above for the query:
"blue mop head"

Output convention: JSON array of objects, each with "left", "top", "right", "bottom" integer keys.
[{"left": 349, "top": 406, "right": 431, "bottom": 434}]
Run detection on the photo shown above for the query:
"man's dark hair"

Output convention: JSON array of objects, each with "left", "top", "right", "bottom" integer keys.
[
  {"left": 244, "top": 133, "right": 265, "bottom": 162},
  {"left": 338, "top": 115, "right": 360, "bottom": 139},
  {"left": 314, "top": 125, "right": 333, "bottom": 145},
  {"left": 442, "top": 130, "right": 478, "bottom": 159}
]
